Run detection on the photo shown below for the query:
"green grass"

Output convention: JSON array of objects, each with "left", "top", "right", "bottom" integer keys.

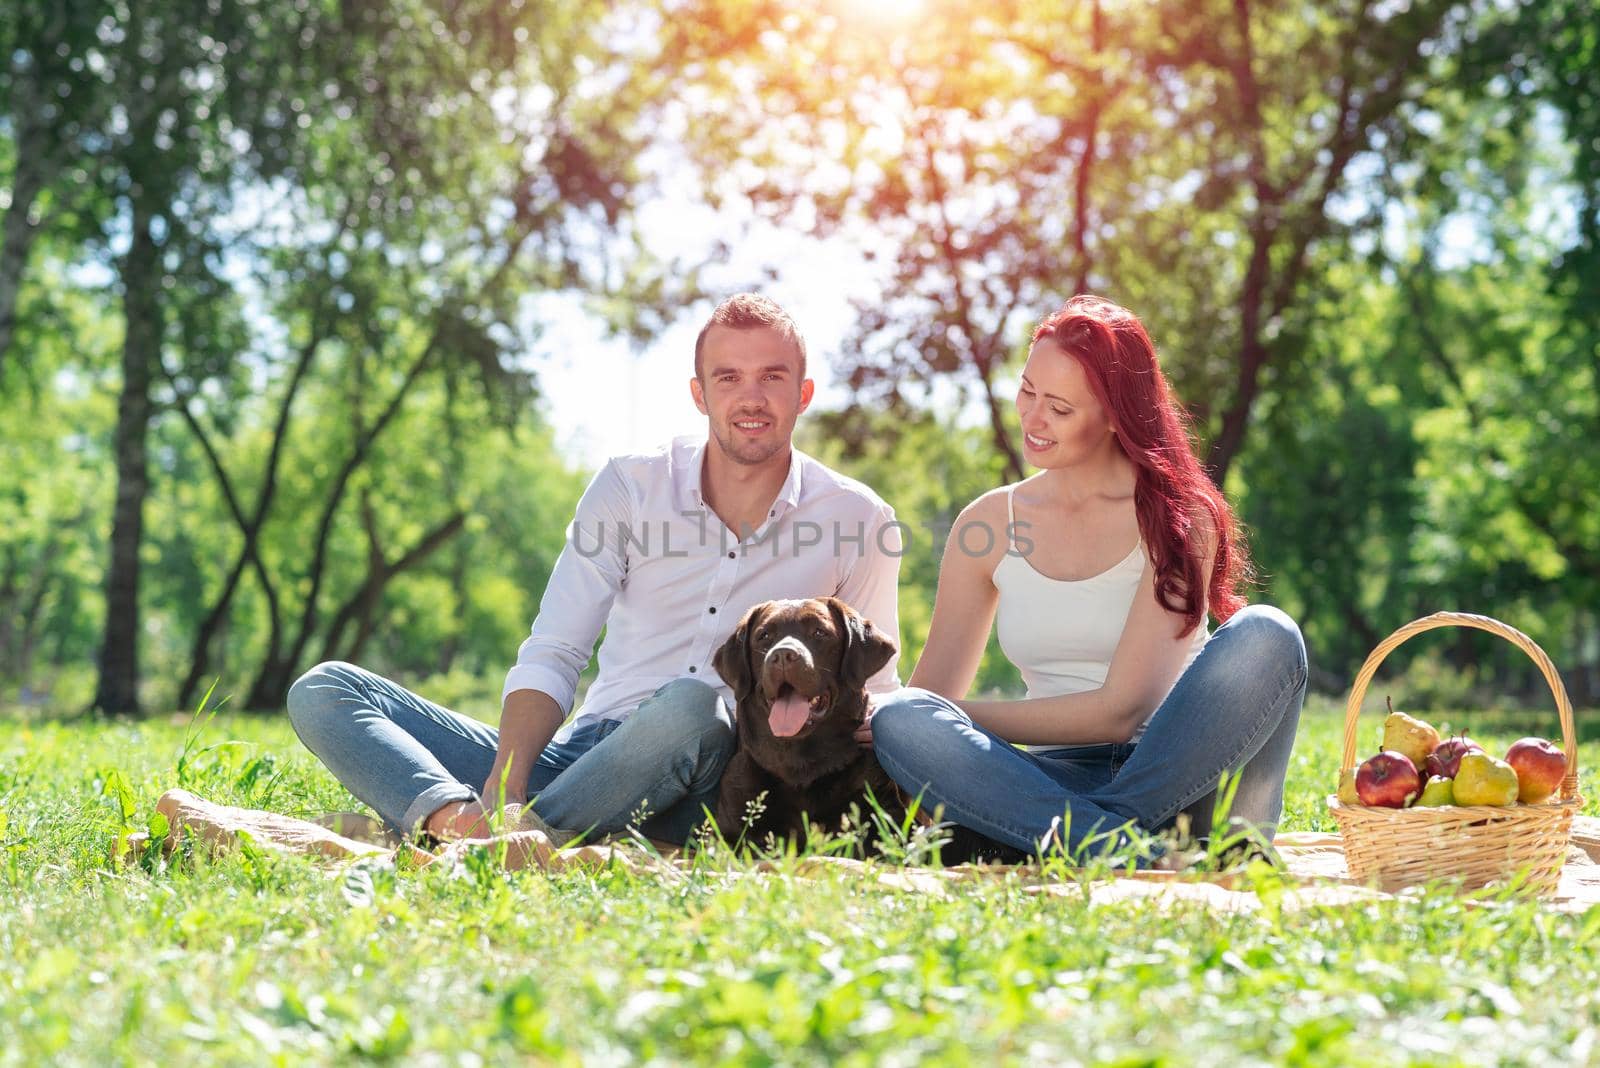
[{"left": 2, "top": 698, "right": 1598, "bottom": 1065}]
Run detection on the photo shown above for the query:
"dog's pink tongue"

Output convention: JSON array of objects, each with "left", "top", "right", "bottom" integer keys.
[{"left": 768, "top": 692, "right": 812, "bottom": 738}]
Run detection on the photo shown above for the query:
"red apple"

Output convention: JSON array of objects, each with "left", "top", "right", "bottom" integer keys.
[
  {"left": 1504, "top": 737, "right": 1568, "bottom": 803},
  {"left": 1424, "top": 734, "right": 1485, "bottom": 779},
  {"left": 1355, "top": 750, "right": 1423, "bottom": 808}
]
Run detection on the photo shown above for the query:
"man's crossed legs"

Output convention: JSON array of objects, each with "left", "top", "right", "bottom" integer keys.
[{"left": 286, "top": 664, "right": 734, "bottom": 845}]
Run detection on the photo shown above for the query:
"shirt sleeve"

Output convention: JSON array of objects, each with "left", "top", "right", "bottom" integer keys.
[
  {"left": 835, "top": 501, "right": 904, "bottom": 694},
  {"left": 501, "top": 460, "right": 633, "bottom": 713}
]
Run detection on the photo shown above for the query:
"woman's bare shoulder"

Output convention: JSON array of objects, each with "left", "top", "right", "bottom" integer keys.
[
  {"left": 945, "top": 486, "right": 1021, "bottom": 571},
  {"left": 957, "top": 484, "right": 1015, "bottom": 522},
  {"left": 951, "top": 484, "right": 1022, "bottom": 543}
]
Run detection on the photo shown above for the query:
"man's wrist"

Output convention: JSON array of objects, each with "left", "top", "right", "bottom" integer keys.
[
  {"left": 482, "top": 689, "right": 562, "bottom": 811},
  {"left": 480, "top": 760, "right": 527, "bottom": 805}
]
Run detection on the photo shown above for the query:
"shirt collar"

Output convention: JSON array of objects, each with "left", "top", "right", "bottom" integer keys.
[
  {"left": 774, "top": 447, "right": 805, "bottom": 514},
  {"left": 680, "top": 437, "right": 709, "bottom": 510},
  {"left": 678, "top": 437, "right": 806, "bottom": 516}
]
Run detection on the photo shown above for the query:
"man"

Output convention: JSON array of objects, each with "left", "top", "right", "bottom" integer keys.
[{"left": 286, "top": 294, "right": 902, "bottom": 845}]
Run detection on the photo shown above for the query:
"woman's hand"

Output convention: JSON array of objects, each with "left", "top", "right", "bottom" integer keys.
[
  {"left": 854, "top": 693, "right": 886, "bottom": 748},
  {"left": 857, "top": 687, "right": 896, "bottom": 748}
]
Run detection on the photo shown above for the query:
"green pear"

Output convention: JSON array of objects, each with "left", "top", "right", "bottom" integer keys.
[
  {"left": 1382, "top": 709, "right": 1441, "bottom": 768},
  {"left": 1414, "top": 775, "right": 1455, "bottom": 807},
  {"left": 1336, "top": 768, "right": 1362, "bottom": 806},
  {"left": 1452, "top": 752, "right": 1520, "bottom": 806}
]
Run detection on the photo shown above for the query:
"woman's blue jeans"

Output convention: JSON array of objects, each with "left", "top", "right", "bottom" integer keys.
[
  {"left": 871, "top": 605, "right": 1308, "bottom": 861},
  {"left": 286, "top": 664, "right": 734, "bottom": 844}
]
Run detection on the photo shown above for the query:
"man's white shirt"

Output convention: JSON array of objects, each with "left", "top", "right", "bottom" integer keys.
[{"left": 502, "top": 436, "right": 903, "bottom": 740}]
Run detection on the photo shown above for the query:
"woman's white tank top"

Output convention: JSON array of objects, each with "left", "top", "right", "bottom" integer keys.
[{"left": 992, "top": 485, "right": 1208, "bottom": 742}]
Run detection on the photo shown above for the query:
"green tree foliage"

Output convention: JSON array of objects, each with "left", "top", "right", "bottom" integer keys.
[
  {"left": 2, "top": 0, "right": 677, "bottom": 713},
  {"left": 1219, "top": 0, "right": 1600, "bottom": 696},
  {"left": 663, "top": 0, "right": 1600, "bottom": 693},
  {"left": 660, "top": 0, "right": 1464, "bottom": 481},
  {"left": 6, "top": 0, "right": 1600, "bottom": 713},
  {"left": 0, "top": 273, "right": 116, "bottom": 707}
]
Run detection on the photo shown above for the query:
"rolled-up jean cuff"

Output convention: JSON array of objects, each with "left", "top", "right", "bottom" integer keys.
[{"left": 402, "top": 782, "right": 478, "bottom": 838}]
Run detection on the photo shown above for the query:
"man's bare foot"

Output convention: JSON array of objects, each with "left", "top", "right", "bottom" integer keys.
[
  {"left": 424, "top": 800, "right": 496, "bottom": 840},
  {"left": 425, "top": 798, "right": 583, "bottom": 848}
]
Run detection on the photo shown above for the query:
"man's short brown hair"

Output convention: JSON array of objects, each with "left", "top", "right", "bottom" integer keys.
[{"left": 693, "top": 293, "right": 807, "bottom": 380}]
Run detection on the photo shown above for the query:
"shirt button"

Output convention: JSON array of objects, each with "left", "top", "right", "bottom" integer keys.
[
  {"left": 708, "top": 606, "right": 717, "bottom": 614},
  {"left": 688, "top": 666, "right": 697, "bottom": 673},
  {"left": 727, "top": 551, "right": 736, "bottom": 559}
]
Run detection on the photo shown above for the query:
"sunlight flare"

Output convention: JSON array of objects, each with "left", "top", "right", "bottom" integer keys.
[{"left": 832, "top": 0, "right": 928, "bottom": 25}]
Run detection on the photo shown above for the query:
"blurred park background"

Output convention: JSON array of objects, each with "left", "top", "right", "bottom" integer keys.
[{"left": 2, "top": 0, "right": 1597, "bottom": 720}]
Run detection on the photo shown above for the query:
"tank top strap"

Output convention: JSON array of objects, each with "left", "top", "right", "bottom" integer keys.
[{"left": 1005, "top": 485, "right": 1018, "bottom": 553}]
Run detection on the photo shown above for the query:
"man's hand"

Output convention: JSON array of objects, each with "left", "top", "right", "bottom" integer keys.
[
  {"left": 483, "top": 688, "right": 563, "bottom": 803},
  {"left": 423, "top": 689, "right": 561, "bottom": 841},
  {"left": 479, "top": 768, "right": 527, "bottom": 812}
]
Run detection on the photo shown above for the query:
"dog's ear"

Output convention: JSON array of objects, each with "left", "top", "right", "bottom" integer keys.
[
  {"left": 826, "top": 597, "right": 897, "bottom": 689},
  {"left": 713, "top": 603, "right": 766, "bottom": 700}
]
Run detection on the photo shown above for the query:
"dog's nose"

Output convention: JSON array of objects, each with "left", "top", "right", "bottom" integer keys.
[{"left": 768, "top": 637, "right": 811, "bottom": 671}]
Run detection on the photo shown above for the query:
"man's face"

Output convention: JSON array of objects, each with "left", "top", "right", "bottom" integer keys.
[{"left": 691, "top": 325, "right": 814, "bottom": 466}]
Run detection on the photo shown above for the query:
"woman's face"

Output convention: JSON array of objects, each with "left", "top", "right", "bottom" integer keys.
[{"left": 1015, "top": 338, "right": 1117, "bottom": 468}]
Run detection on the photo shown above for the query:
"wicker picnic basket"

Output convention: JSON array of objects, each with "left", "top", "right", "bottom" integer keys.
[{"left": 1327, "top": 611, "right": 1581, "bottom": 896}]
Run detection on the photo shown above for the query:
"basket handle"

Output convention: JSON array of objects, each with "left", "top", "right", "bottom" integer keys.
[{"left": 1341, "top": 611, "right": 1579, "bottom": 800}]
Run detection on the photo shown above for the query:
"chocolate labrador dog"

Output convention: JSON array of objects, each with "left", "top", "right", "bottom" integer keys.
[{"left": 711, "top": 597, "right": 904, "bottom": 847}]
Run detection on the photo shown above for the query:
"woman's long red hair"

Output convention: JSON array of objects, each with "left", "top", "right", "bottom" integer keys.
[{"left": 1032, "top": 295, "right": 1251, "bottom": 634}]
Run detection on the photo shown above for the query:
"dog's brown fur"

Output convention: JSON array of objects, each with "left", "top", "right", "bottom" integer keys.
[{"left": 711, "top": 597, "right": 903, "bottom": 847}]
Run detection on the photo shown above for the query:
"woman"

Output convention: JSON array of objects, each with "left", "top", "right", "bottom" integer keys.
[{"left": 866, "top": 295, "right": 1307, "bottom": 863}]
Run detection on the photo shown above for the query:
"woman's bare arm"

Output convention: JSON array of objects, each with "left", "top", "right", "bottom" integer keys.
[
  {"left": 960, "top": 519, "right": 1219, "bottom": 745},
  {"left": 906, "top": 494, "right": 1007, "bottom": 698}
]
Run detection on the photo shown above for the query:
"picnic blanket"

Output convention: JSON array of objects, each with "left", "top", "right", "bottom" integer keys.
[{"left": 133, "top": 790, "right": 1600, "bottom": 914}]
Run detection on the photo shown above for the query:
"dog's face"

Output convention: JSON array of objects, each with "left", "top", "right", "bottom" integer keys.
[{"left": 712, "top": 597, "right": 896, "bottom": 742}]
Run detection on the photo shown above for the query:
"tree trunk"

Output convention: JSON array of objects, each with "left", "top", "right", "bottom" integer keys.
[
  {"left": 176, "top": 551, "right": 258, "bottom": 711},
  {"left": 11, "top": 569, "right": 55, "bottom": 691},
  {"left": 0, "top": 168, "right": 45, "bottom": 371},
  {"left": 93, "top": 197, "right": 161, "bottom": 716},
  {"left": 1204, "top": 0, "right": 1450, "bottom": 485},
  {"left": 0, "top": 35, "right": 66, "bottom": 373},
  {"left": 173, "top": 314, "right": 324, "bottom": 710},
  {"left": 319, "top": 513, "right": 468, "bottom": 663},
  {"left": 976, "top": 366, "right": 1025, "bottom": 483},
  {"left": 326, "top": 510, "right": 467, "bottom": 665},
  {"left": 0, "top": 548, "right": 20, "bottom": 675},
  {"left": 918, "top": 133, "right": 1026, "bottom": 483},
  {"left": 1202, "top": 0, "right": 1272, "bottom": 488},
  {"left": 1204, "top": 326, "right": 1270, "bottom": 487},
  {"left": 0, "top": 533, "right": 68, "bottom": 687},
  {"left": 243, "top": 225, "right": 535, "bottom": 709},
  {"left": 243, "top": 340, "right": 439, "bottom": 708}
]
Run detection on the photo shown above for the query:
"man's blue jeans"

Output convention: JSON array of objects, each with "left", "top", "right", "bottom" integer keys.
[
  {"left": 286, "top": 665, "right": 734, "bottom": 843},
  {"left": 871, "top": 605, "right": 1308, "bottom": 861}
]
